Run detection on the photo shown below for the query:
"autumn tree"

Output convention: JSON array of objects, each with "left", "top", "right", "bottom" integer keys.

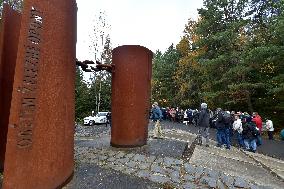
[{"left": 174, "top": 19, "right": 205, "bottom": 108}]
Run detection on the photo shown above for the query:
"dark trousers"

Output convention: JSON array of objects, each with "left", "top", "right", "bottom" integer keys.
[{"left": 268, "top": 131, "right": 274, "bottom": 140}]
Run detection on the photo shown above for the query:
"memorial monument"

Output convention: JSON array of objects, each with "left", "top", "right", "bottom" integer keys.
[
  {"left": 0, "top": 0, "right": 152, "bottom": 188},
  {"left": 0, "top": 4, "right": 21, "bottom": 172},
  {"left": 110, "top": 45, "right": 153, "bottom": 147},
  {"left": 76, "top": 45, "right": 153, "bottom": 147},
  {"left": 0, "top": 0, "right": 77, "bottom": 188}
]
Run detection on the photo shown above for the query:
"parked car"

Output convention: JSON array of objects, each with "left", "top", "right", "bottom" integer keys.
[
  {"left": 94, "top": 112, "right": 108, "bottom": 124},
  {"left": 83, "top": 116, "right": 95, "bottom": 126},
  {"left": 83, "top": 112, "right": 109, "bottom": 125}
]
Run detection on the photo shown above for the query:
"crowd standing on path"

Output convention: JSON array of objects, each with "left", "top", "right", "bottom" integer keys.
[{"left": 151, "top": 103, "right": 276, "bottom": 153}]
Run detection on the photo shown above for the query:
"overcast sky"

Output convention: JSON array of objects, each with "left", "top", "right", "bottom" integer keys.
[{"left": 76, "top": 0, "right": 203, "bottom": 61}]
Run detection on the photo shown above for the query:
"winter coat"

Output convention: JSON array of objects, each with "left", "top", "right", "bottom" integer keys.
[
  {"left": 151, "top": 106, "right": 163, "bottom": 121},
  {"left": 252, "top": 115, "right": 262, "bottom": 132},
  {"left": 266, "top": 120, "right": 274, "bottom": 131},
  {"left": 242, "top": 122, "right": 258, "bottom": 140},
  {"left": 215, "top": 112, "right": 226, "bottom": 130},
  {"left": 197, "top": 109, "right": 210, "bottom": 128},
  {"left": 233, "top": 119, "right": 243, "bottom": 133}
]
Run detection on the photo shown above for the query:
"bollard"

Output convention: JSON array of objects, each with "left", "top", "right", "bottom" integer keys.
[
  {"left": 0, "top": 4, "right": 21, "bottom": 171},
  {"left": 111, "top": 45, "right": 153, "bottom": 147},
  {"left": 2, "top": 0, "right": 77, "bottom": 188}
]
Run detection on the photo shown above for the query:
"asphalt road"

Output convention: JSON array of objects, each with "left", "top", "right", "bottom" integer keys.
[
  {"left": 76, "top": 120, "right": 284, "bottom": 160},
  {"left": 157, "top": 120, "right": 284, "bottom": 160}
]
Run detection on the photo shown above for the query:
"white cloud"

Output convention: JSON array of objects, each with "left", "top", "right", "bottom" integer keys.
[{"left": 76, "top": 0, "right": 203, "bottom": 61}]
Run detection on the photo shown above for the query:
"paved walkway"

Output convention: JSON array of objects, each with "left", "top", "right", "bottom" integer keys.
[
  {"left": 65, "top": 123, "right": 284, "bottom": 189},
  {"left": 152, "top": 120, "right": 284, "bottom": 160}
]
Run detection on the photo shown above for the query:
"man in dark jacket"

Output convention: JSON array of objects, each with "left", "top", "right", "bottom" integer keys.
[
  {"left": 197, "top": 103, "right": 210, "bottom": 146},
  {"left": 242, "top": 116, "right": 258, "bottom": 152},
  {"left": 151, "top": 102, "right": 163, "bottom": 138},
  {"left": 215, "top": 108, "right": 230, "bottom": 149}
]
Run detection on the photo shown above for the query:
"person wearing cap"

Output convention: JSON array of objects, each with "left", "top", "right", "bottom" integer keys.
[
  {"left": 151, "top": 102, "right": 163, "bottom": 138},
  {"left": 197, "top": 103, "right": 210, "bottom": 146}
]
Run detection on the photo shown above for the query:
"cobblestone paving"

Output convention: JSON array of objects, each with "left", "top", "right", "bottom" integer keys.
[
  {"left": 72, "top": 124, "right": 270, "bottom": 189},
  {"left": 74, "top": 146, "right": 266, "bottom": 189},
  {"left": 68, "top": 125, "right": 284, "bottom": 189}
]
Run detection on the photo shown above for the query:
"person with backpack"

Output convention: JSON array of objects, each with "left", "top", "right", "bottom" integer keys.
[
  {"left": 197, "top": 103, "right": 210, "bottom": 146},
  {"left": 186, "top": 109, "right": 193, "bottom": 124},
  {"left": 151, "top": 102, "right": 163, "bottom": 139},
  {"left": 223, "top": 111, "right": 233, "bottom": 149},
  {"left": 193, "top": 109, "right": 199, "bottom": 127},
  {"left": 215, "top": 108, "right": 229, "bottom": 149},
  {"left": 242, "top": 116, "right": 258, "bottom": 153}
]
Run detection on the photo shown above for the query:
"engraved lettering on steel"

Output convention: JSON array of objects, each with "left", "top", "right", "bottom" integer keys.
[{"left": 17, "top": 7, "right": 43, "bottom": 148}]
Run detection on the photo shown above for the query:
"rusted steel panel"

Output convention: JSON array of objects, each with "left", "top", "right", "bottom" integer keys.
[
  {"left": 2, "top": 0, "right": 77, "bottom": 189},
  {"left": 0, "top": 4, "right": 21, "bottom": 171},
  {"left": 111, "top": 45, "right": 153, "bottom": 147}
]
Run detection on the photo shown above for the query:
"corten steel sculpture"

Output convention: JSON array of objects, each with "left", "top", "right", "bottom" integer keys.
[
  {"left": 110, "top": 45, "right": 153, "bottom": 147},
  {"left": 1, "top": 0, "right": 77, "bottom": 188},
  {"left": 77, "top": 45, "right": 153, "bottom": 147},
  {"left": 0, "top": 4, "right": 21, "bottom": 172}
]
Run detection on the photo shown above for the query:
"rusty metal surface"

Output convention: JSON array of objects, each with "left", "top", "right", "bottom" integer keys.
[
  {"left": 2, "top": 1, "right": 77, "bottom": 189},
  {"left": 110, "top": 45, "right": 153, "bottom": 147},
  {"left": 76, "top": 60, "right": 113, "bottom": 73},
  {"left": 0, "top": 4, "right": 21, "bottom": 171}
]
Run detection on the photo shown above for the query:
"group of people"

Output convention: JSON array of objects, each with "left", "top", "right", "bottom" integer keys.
[
  {"left": 151, "top": 102, "right": 275, "bottom": 153},
  {"left": 160, "top": 107, "right": 200, "bottom": 124}
]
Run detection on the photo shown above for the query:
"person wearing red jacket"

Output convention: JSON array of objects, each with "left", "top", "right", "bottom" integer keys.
[
  {"left": 252, "top": 112, "right": 263, "bottom": 146},
  {"left": 252, "top": 112, "right": 262, "bottom": 133}
]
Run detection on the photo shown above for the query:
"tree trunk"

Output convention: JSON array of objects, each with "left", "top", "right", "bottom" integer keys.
[{"left": 246, "top": 90, "right": 253, "bottom": 114}]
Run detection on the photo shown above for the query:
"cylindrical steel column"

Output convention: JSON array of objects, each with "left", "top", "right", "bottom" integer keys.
[
  {"left": 3, "top": 0, "right": 77, "bottom": 188},
  {"left": 111, "top": 45, "right": 153, "bottom": 147},
  {"left": 0, "top": 4, "right": 21, "bottom": 171}
]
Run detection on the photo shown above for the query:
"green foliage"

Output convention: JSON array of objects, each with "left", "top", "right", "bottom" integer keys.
[
  {"left": 75, "top": 66, "right": 91, "bottom": 120},
  {"left": 75, "top": 12, "right": 112, "bottom": 121},
  {"left": 0, "top": 0, "right": 23, "bottom": 17},
  {"left": 152, "top": 44, "right": 181, "bottom": 107},
  {"left": 151, "top": 0, "right": 284, "bottom": 130}
]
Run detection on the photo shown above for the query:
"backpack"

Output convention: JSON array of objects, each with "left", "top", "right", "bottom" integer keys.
[
  {"left": 223, "top": 112, "right": 231, "bottom": 125},
  {"left": 252, "top": 125, "right": 260, "bottom": 136},
  {"left": 186, "top": 109, "right": 193, "bottom": 117}
]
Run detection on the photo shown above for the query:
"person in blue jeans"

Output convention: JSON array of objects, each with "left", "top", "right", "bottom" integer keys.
[
  {"left": 215, "top": 108, "right": 230, "bottom": 149},
  {"left": 233, "top": 114, "right": 244, "bottom": 148},
  {"left": 242, "top": 116, "right": 257, "bottom": 152}
]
